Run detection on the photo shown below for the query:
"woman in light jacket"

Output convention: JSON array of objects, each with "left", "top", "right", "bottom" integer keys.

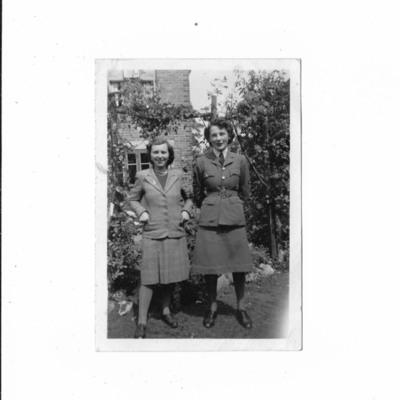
[
  {"left": 128, "top": 136, "right": 193, "bottom": 338},
  {"left": 192, "top": 119, "right": 253, "bottom": 329}
]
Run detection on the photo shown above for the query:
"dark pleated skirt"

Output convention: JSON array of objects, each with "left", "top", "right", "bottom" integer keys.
[
  {"left": 192, "top": 226, "right": 253, "bottom": 275},
  {"left": 140, "top": 236, "right": 190, "bottom": 285}
]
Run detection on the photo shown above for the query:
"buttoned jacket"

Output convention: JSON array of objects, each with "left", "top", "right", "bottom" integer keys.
[
  {"left": 193, "top": 150, "right": 250, "bottom": 227},
  {"left": 128, "top": 168, "right": 193, "bottom": 239}
]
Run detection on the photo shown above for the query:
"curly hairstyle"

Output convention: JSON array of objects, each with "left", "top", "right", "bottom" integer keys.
[
  {"left": 146, "top": 136, "right": 175, "bottom": 166},
  {"left": 204, "top": 118, "right": 235, "bottom": 144}
]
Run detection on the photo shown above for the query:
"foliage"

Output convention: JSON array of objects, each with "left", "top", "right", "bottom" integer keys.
[
  {"left": 116, "top": 79, "right": 200, "bottom": 138},
  {"left": 211, "top": 70, "right": 290, "bottom": 258},
  {"left": 251, "top": 244, "right": 288, "bottom": 271},
  {"left": 108, "top": 212, "right": 141, "bottom": 295}
]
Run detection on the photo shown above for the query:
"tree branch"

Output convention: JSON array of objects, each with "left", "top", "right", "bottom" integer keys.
[{"left": 231, "top": 121, "right": 269, "bottom": 191}]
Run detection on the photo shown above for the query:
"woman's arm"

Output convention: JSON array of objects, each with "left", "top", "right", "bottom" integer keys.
[
  {"left": 193, "top": 157, "right": 206, "bottom": 208},
  {"left": 181, "top": 191, "right": 193, "bottom": 217},
  {"left": 127, "top": 175, "right": 150, "bottom": 220}
]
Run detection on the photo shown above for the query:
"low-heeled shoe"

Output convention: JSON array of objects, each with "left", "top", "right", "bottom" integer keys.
[
  {"left": 203, "top": 310, "right": 217, "bottom": 328},
  {"left": 134, "top": 323, "right": 147, "bottom": 338},
  {"left": 161, "top": 313, "right": 178, "bottom": 329},
  {"left": 237, "top": 310, "right": 252, "bottom": 329}
]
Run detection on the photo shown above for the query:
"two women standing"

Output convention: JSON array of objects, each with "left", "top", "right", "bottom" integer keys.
[{"left": 128, "top": 119, "right": 253, "bottom": 338}]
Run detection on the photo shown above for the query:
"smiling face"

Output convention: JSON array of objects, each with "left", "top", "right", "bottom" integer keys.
[
  {"left": 209, "top": 126, "right": 229, "bottom": 152},
  {"left": 150, "top": 143, "right": 169, "bottom": 170}
]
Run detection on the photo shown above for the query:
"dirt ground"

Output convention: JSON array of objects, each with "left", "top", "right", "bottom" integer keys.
[{"left": 108, "top": 271, "right": 289, "bottom": 339}]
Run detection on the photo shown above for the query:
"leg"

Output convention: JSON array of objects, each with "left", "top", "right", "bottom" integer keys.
[
  {"left": 232, "top": 272, "right": 246, "bottom": 310},
  {"left": 137, "top": 284, "right": 154, "bottom": 325},
  {"left": 204, "top": 274, "right": 218, "bottom": 312},
  {"left": 160, "top": 283, "right": 179, "bottom": 328},
  {"left": 161, "top": 283, "right": 173, "bottom": 316},
  {"left": 203, "top": 274, "right": 218, "bottom": 328},
  {"left": 134, "top": 284, "right": 154, "bottom": 338},
  {"left": 232, "top": 272, "right": 252, "bottom": 329}
]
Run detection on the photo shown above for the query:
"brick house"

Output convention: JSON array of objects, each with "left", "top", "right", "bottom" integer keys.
[{"left": 108, "top": 69, "right": 194, "bottom": 188}]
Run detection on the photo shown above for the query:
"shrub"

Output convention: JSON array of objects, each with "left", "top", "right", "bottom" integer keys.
[{"left": 108, "top": 211, "right": 141, "bottom": 295}]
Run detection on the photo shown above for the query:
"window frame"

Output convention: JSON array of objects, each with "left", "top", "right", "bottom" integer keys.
[{"left": 126, "top": 143, "right": 151, "bottom": 184}]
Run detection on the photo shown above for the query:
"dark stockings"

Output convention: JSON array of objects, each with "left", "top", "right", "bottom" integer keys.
[{"left": 204, "top": 272, "right": 246, "bottom": 312}]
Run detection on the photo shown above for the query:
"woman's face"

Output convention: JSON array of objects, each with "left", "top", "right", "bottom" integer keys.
[
  {"left": 150, "top": 143, "right": 169, "bottom": 169},
  {"left": 209, "top": 126, "right": 229, "bottom": 152}
]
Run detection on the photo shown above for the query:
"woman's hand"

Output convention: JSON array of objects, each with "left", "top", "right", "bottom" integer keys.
[
  {"left": 139, "top": 212, "right": 150, "bottom": 224},
  {"left": 180, "top": 211, "right": 190, "bottom": 225}
]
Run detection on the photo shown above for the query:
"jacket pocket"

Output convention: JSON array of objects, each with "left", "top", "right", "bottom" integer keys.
[
  {"left": 218, "top": 197, "right": 246, "bottom": 226},
  {"left": 203, "top": 171, "right": 215, "bottom": 179},
  {"left": 199, "top": 196, "right": 219, "bottom": 226},
  {"left": 230, "top": 169, "right": 240, "bottom": 177},
  {"left": 229, "top": 196, "right": 243, "bottom": 204},
  {"left": 202, "top": 196, "right": 219, "bottom": 205}
]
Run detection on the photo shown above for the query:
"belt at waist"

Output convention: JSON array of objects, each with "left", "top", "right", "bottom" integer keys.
[{"left": 206, "top": 189, "right": 238, "bottom": 199}]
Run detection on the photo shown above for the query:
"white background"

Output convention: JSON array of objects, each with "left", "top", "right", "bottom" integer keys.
[{"left": 3, "top": 1, "right": 400, "bottom": 399}]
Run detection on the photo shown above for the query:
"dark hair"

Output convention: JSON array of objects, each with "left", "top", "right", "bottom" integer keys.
[
  {"left": 204, "top": 119, "right": 235, "bottom": 144},
  {"left": 146, "top": 136, "right": 175, "bottom": 166}
]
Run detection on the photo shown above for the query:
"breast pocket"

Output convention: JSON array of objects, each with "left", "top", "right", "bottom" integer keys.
[
  {"left": 203, "top": 171, "right": 218, "bottom": 190},
  {"left": 229, "top": 169, "right": 240, "bottom": 186},
  {"left": 203, "top": 171, "right": 215, "bottom": 179}
]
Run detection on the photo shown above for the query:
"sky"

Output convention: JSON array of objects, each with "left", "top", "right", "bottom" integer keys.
[
  {"left": 189, "top": 69, "right": 238, "bottom": 111},
  {"left": 188, "top": 68, "right": 286, "bottom": 112}
]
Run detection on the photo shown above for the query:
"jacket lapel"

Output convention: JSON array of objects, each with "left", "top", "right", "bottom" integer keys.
[
  {"left": 164, "top": 170, "right": 179, "bottom": 194},
  {"left": 144, "top": 169, "right": 165, "bottom": 195},
  {"left": 206, "top": 150, "right": 221, "bottom": 168}
]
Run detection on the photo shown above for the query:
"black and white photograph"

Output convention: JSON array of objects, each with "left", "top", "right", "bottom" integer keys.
[{"left": 95, "top": 59, "right": 301, "bottom": 350}]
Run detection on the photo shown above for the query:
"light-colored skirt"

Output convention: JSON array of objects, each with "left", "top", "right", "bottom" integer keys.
[
  {"left": 191, "top": 226, "right": 253, "bottom": 275},
  {"left": 140, "top": 236, "right": 190, "bottom": 285}
]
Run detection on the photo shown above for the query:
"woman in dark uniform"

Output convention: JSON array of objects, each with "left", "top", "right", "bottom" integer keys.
[{"left": 192, "top": 119, "right": 253, "bottom": 329}]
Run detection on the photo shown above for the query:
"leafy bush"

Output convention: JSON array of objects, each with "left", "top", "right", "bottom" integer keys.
[
  {"left": 250, "top": 243, "right": 288, "bottom": 272},
  {"left": 108, "top": 211, "right": 141, "bottom": 295}
]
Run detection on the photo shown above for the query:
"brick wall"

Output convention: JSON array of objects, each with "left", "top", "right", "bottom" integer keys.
[
  {"left": 155, "top": 70, "right": 191, "bottom": 106},
  {"left": 155, "top": 70, "right": 193, "bottom": 187}
]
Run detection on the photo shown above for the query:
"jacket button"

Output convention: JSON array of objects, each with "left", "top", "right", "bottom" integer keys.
[
  {"left": 222, "top": 167, "right": 226, "bottom": 170},
  {"left": 222, "top": 176, "right": 226, "bottom": 180}
]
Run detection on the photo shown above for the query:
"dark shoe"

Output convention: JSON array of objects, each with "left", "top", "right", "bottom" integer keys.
[
  {"left": 237, "top": 310, "right": 252, "bottom": 329},
  {"left": 161, "top": 313, "right": 178, "bottom": 329},
  {"left": 134, "top": 323, "right": 147, "bottom": 338},
  {"left": 203, "top": 310, "right": 217, "bottom": 328}
]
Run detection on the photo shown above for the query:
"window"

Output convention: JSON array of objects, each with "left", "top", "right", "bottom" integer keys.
[
  {"left": 127, "top": 151, "right": 150, "bottom": 183},
  {"left": 108, "top": 81, "right": 121, "bottom": 93}
]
